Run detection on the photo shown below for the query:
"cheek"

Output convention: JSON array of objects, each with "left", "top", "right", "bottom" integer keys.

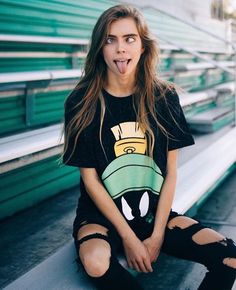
[
  {"left": 132, "top": 49, "right": 143, "bottom": 63},
  {"left": 102, "top": 48, "right": 112, "bottom": 63},
  {"left": 132, "top": 45, "right": 144, "bottom": 60}
]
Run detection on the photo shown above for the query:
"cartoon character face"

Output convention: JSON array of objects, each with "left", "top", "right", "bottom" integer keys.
[{"left": 101, "top": 121, "right": 164, "bottom": 224}]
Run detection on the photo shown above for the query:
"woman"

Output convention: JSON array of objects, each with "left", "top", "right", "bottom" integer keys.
[{"left": 62, "top": 4, "right": 236, "bottom": 290}]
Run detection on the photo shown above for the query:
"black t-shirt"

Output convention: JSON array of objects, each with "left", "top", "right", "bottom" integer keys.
[{"left": 63, "top": 87, "right": 194, "bottom": 227}]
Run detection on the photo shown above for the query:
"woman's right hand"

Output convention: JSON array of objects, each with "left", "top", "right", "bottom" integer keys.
[{"left": 122, "top": 234, "right": 153, "bottom": 273}]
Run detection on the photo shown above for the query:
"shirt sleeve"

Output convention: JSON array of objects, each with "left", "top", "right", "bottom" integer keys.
[
  {"left": 63, "top": 90, "right": 96, "bottom": 168},
  {"left": 163, "top": 89, "right": 195, "bottom": 151}
]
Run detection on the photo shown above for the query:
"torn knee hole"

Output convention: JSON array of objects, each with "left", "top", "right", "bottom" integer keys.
[
  {"left": 167, "top": 216, "right": 198, "bottom": 230},
  {"left": 218, "top": 239, "right": 228, "bottom": 246},
  {"left": 223, "top": 258, "right": 236, "bottom": 269},
  {"left": 192, "top": 228, "right": 226, "bottom": 245}
]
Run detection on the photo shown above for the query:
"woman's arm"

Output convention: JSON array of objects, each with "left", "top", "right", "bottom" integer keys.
[
  {"left": 142, "top": 149, "right": 178, "bottom": 262},
  {"left": 80, "top": 167, "right": 135, "bottom": 239},
  {"left": 80, "top": 167, "right": 153, "bottom": 272},
  {"left": 152, "top": 149, "right": 178, "bottom": 239}
]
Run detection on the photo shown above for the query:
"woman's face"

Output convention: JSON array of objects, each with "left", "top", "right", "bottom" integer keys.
[{"left": 102, "top": 17, "right": 144, "bottom": 80}]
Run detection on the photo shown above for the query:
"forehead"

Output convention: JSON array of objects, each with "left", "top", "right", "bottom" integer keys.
[{"left": 108, "top": 17, "right": 139, "bottom": 36}]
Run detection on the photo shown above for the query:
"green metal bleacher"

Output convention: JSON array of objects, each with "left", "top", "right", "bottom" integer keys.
[
  {"left": 0, "top": 0, "right": 116, "bottom": 220},
  {"left": 0, "top": 0, "right": 113, "bottom": 37},
  {"left": 0, "top": 53, "right": 234, "bottom": 136},
  {"left": 0, "top": 70, "right": 80, "bottom": 135},
  {"left": 0, "top": 34, "right": 87, "bottom": 73}
]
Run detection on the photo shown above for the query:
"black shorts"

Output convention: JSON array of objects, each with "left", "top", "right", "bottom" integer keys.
[{"left": 73, "top": 204, "right": 182, "bottom": 257}]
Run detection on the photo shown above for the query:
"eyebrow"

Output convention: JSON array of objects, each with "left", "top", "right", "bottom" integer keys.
[{"left": 107, "top": 33, "right": 138, "bottom": 38}]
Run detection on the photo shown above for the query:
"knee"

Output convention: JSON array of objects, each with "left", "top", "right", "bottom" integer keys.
[{"left": 82, "top": 249, "right": 111, "bottom": 277}]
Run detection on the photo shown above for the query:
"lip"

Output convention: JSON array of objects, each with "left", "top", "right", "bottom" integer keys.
[
  {"left": 113, "top": 59, "right": 132, "bottom": 68},
  {"left": 114, "top": 58, "right": 131, "bottom": 62}
]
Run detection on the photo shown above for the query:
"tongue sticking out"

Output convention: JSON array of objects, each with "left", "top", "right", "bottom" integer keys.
[{"left": 115, "top": 60, "right": 129, "bottom": 74}]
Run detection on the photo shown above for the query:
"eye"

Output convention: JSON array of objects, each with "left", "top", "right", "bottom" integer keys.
[
  {"left": 139, "top": 191, "right": 149, "bottom": 217},
  {"left": 126, "top": 36, "right": 135, "bottom": 43},
  {"left": 121, "top": 197, "right": 134, "bottom": 220},
  {"left": 105, "top": 37, "right": 114, "bottom": 44}
]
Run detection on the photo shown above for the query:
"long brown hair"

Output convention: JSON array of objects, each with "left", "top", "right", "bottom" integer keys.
[{"left": 61, "top": 4, "right": 176, "bottom": 165}]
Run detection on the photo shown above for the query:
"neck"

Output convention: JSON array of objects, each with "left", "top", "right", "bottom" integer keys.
[{"left": 104, "top": 71, "right": 135, "bottom": 97}]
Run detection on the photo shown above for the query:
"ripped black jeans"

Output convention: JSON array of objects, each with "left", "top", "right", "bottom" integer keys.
[{"left": 74, "top": 210, "right": 236, "bottom": 290}]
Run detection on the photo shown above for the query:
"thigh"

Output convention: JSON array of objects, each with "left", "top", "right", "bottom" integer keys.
[
  {"left": 74, "top": 213, "right": 123, "bottom": 261},
  {"left": 77, "top": 223, "right": 111, "bottom": 261}
]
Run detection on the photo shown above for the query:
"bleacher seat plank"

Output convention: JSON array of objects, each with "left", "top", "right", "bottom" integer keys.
[
  {"left": 188, "top": 107, "right": 232, "bottom": 123},
  {"left": 175, "top": 61, "right": 235, "bottom": 72},
  {"left": 179, "top": 90, "right": 216, "bottom": 107},
  {"left": 214, "top": 82, "right": 235, "bottom": 93},
  {"left": 0, "top": 34, "right": 89, "bottom": 45},
  {"left": 173, "top": 127, "right": 236, "bottom": 213},
  {"left": 0, "top": 124, "right": 63, "bottom": 164},
  {"left": 0, "top": 69, "right": 82, "bottom": 84}
]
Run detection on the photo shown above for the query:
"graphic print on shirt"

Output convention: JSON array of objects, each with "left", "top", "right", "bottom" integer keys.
[{"left": 101, "top": 121, "right": 164, "bottom": 224}]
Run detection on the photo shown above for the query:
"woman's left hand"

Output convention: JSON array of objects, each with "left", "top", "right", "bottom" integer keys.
[{"left": 142, "top": 234, "right": 164, "bottom": 263}]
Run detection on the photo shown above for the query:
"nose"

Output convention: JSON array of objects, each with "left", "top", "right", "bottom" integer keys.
[{"left": 116, "top": 40, "right": 126, "bottom": 53}]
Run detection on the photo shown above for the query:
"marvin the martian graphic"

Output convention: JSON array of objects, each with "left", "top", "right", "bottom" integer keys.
[{"left": 102, "top": 121, "right": 164, "bottom": 225}]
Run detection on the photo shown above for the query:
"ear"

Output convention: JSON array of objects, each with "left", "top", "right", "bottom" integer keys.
[{"left": 141, "top": 46, "right": 145, "bottom": 54}]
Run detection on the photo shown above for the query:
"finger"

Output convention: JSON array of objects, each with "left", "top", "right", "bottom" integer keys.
[
  {"left": 144, "top": 257, "right": 153, "bottom": 272},
  {"left": 137, "top": 257, "right": 152, "bottom": 273},
  {"left": 138, "top": 260, "right": 149, "bottom": 273},
  {"left": 132, "top": 261, "right": 141, "bottom": 272},
  {"left": 142, "top": 249, "right": 153, "bottom": 272}
]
